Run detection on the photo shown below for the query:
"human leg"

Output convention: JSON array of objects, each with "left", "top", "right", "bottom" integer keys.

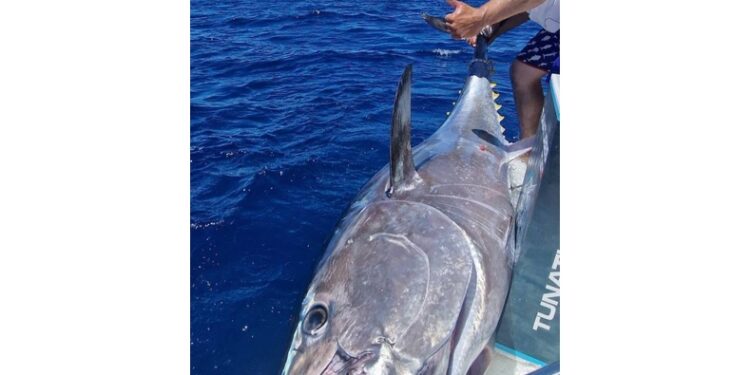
[
  {"left": 511, "top": 60, "right": 547, "bottom": 139},
  {"left": 512, "top": 29, "right": 559, "bottom": 139}
]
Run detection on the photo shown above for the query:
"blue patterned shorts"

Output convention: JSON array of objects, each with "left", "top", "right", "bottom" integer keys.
[{"left": 516, "top": 29, "right": 560, "bottom": 73}]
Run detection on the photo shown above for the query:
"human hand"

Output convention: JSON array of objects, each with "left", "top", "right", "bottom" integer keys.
[
  {"left": 468, "top": 25, "right": 496, "bottom": 47},
  {"left": 445, "top": 0, "right": 487, "bottom": 40}
]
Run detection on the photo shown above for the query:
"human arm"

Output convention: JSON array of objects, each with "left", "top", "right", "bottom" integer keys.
[
  {"left": 445, "top": 0, "right": 544, "bottom": 40},
  {"left": 486, "top": 11, "right": 529, "bottom": 43},
  {"left": 466, "top": 12, "right": 529, "bottom": 47}
]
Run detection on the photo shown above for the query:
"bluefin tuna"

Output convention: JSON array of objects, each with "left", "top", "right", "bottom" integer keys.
[{"left": 282, "top": 36, "right": 533, "bottom": 375}]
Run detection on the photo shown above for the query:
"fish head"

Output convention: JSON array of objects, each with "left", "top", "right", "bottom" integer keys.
[
  {"left": 281, "top": 292, "right": 363, "bottom": 375},
  {"left": 283, "top": 201, "right": 475, "bottom": 374},
  {"left": 282, "top": 234, "right": 426, "bottom": 374}
]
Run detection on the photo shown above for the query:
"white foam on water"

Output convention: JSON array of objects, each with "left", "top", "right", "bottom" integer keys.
[{"left": 433, "top": 48, "right": 461, "bottom": 57}]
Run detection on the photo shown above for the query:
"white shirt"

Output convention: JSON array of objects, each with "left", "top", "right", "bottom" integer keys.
[{"left": 528, "top": 0, "right": 560, "bottom": 33}]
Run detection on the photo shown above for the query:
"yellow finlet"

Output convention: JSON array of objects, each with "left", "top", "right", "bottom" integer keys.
[
  {"left": 494, "top": 103, "right": 501, "bottom": 111},
  {"left": 492, "top": 91, "right": 499, "bottom": 100},
  {"left": 490, "top": 82, "right": 497, "bottom": 88}
]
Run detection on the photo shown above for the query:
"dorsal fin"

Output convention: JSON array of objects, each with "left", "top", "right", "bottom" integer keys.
[{"left": 387, "top": 65, "right": 421, "bottom": 197}]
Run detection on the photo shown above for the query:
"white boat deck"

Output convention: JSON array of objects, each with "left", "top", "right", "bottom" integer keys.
[{"left": 485, "top": 345, "right": 542, "bottom": 375}]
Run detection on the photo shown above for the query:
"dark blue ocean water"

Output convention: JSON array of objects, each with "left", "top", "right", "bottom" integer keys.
[{"left": 191, "top": 1, "right": 540, "bottom": 373}]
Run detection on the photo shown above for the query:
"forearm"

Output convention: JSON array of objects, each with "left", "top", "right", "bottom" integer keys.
[
  {"left": 479, "top": 0, "right": 545, "bottom": 26},
  {"left": 486, "top": 12, "right": 529, "bottom": 44}
]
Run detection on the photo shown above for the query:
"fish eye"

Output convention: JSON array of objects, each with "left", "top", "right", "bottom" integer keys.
[{"left": 302, "top": 304, "right": 328, "bottom": 334}]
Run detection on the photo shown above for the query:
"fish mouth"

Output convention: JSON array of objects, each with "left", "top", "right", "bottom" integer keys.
[{"left": 321, "top": 346, "right": 374, "bottom": 375}]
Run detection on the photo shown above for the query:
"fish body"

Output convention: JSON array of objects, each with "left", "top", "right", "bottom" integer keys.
[{"left": 283, "top": 60, "right": 530, "bottom": 375}]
